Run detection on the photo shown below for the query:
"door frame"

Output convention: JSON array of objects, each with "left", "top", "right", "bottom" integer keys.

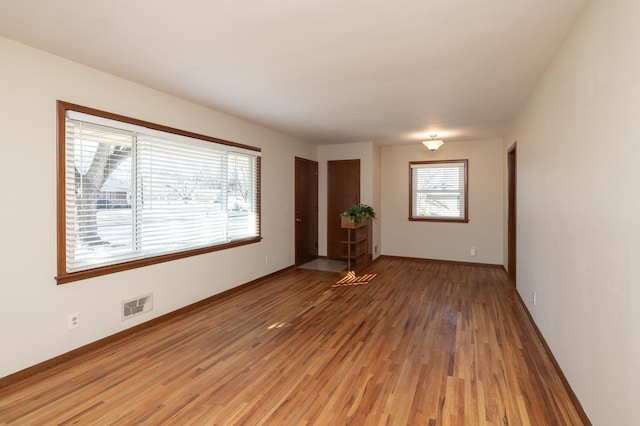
[{"left": 507, "top": 142, "right": 517, "bottom": 283}]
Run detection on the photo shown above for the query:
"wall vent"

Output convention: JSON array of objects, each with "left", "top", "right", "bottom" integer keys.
[{"left": 122, "top": 293, "right": 153, "bottom": 320}]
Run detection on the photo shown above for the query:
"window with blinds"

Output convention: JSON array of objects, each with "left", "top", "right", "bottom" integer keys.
[
  {"left": 56, "top": 101, "right": 261, "bottom": 284},
  {"left": 409, "top": 160, "right": 468, "bottom": 222}
]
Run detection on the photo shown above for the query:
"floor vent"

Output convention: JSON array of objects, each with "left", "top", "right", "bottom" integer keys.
[{"left": 122, "top": 293, "right": 153, "bottom": 320}]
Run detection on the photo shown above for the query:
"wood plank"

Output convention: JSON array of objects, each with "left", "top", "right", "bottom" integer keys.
[{"left": 0, "top": 257, "right": 587, "bottom": 424}]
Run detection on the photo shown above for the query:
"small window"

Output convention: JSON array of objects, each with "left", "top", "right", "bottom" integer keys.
[
  {"left": 409, "top": 160, "right": 468, "bottom": 222},
  {"left": 56, "top": 101, "right": 261, "bottom": 284}
]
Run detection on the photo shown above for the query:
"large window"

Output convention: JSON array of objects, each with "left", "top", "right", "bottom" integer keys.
[
  {"left": 409, "top": 160, "right": 468, "bottom": 222},
  {"left": 56, "top": 101, "right": 261, "bottom": 284}
]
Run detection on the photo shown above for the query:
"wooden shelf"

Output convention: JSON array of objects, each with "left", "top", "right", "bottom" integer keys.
[
  {"left": 341, "top": 237, "right": 367, "bottom": 244},
  {"left": 342, "top": 248, "right": 367, "bottom": 260},
  {"left": 341, "top": 218, "right": 370, "bottom": 271}
]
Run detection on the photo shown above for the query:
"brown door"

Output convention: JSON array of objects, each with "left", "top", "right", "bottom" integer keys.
[
  {"left": 327, "top": 159, "right": 360, "bottom": 259},
  {"left": 507, "top": 143, "right": 517, "bottom": 283},
  {"left": 295, "top": 157, "right": 318, "bottom": 266}
]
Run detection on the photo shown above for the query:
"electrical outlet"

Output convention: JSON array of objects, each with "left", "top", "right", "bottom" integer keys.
[
  {"left": 533, "top": 292, "right": 537, "bottom": 306},
  {"left": 265, "top": 255, "right": 269, "bottom": 265},
  {"left": 68, "top": 312, "right": 80, "bottom": 330},
  {"left": 470, "top": 246, "right": 477, "bottom": 257},
  {"left": 375, "top": 245, "right": 379, "bottom": 254}
]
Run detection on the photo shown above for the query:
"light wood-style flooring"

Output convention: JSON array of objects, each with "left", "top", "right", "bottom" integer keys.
[{"left": 0, "top": 257, "right": 585, "bottom": 424}]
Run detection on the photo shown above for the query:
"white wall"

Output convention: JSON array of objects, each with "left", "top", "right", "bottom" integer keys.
[
  {"left": 381, "top": 140, "right": 503, "bottom": 264},
  {"left": 317, "top": 142, "right": 381, "bottom": 258},
  {"left": 503, "top": 0, "right": 640, "bottom": 423},
  {"left": 0, "top": 36, "right": 316, "bottom": 377}
]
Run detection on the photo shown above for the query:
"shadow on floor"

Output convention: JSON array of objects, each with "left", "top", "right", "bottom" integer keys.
[{"left": 297, "top": 258, "right": 347, "bottom": 273}]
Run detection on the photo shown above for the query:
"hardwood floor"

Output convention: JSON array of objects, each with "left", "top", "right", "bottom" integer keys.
[{"left": 0, "top": 257, "right": 586, "bottom": 425}]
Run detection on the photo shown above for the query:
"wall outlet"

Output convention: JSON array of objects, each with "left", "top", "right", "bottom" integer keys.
[
  {"left": 265, "top": 255, "right": 269, "bottom": 264},
  {"left": 533, "top": 291, "right": 537, "bottom": 306},
  {"left": 470, "top": 246, "right": 477, "bottom": 257},
  {"left": 68, "top": 312, "right": 80, "bottom": 330},
  {"left": 374, "top": 245, "right": 379, "bottom": 254}
]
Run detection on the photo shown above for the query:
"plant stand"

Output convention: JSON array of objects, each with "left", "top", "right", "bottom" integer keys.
[{"left": 341, "top": 217, "right": 369, "bottom": 272}]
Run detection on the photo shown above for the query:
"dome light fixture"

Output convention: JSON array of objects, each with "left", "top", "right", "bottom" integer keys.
[{"left": 422, "top": 134, "right": 444, "bottom": 151}]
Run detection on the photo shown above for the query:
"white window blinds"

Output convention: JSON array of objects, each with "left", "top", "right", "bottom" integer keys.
[
  {"left": 62, "top": 107, "right": 260, "bottom": 276},
  {"left": 410, "top": 160, "right": 468, "bottom": 221}
]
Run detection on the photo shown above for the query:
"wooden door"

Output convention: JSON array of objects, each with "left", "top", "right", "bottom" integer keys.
[
  {"left": 327, "top": 159, "right": 360, "bottom": 259},
  {"left": 295, "top": 157, "right": 318, "bottom": 265},
  {"left": 507, "top": 143, "right": 517, "bottom": 283}
]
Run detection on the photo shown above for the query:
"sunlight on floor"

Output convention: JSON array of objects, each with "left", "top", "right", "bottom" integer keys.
[{"left": 333, "top": 271, "right": 378, "bottom": 287}]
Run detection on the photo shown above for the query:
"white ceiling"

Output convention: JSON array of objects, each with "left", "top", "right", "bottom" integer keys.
[{"left": 0, "top": 0, "right": 588, "bottom": 145}]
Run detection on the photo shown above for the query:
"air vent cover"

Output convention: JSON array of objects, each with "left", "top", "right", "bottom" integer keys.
[{"left": 122, "top": 293, "right": 153, "bottom": 320}]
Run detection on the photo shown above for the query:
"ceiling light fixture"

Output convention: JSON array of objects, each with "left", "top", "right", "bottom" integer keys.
[{"left": 422, "top": 134, "right": 444, "bottom": 151}]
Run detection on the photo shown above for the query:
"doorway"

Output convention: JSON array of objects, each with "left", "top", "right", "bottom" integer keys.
[
  {"left": 327, "top": 159, "right": 360, "bottom": 259},
  {"left": 295, "top": 157, "right": 319, "bottom": 266},
  {"left": 507, "top": 143, "right": 517, "bottom": 283}
]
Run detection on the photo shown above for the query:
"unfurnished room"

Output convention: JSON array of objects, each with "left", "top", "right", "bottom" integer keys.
[{"left": 0, "top": 1, "right": 638, "bottom": 424}]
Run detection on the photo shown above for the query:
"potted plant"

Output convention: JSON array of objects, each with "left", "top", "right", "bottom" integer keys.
[{"left": 340, "top": 204, "right": 376, "bottom": 228}]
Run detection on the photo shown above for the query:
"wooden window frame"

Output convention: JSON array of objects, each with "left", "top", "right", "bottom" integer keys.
[
  {"left": 56, "top": 101, "right": 262, "bottom": 284},
  {"left": 409, "top": 159, "right": 469, "bottom": 223}
]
